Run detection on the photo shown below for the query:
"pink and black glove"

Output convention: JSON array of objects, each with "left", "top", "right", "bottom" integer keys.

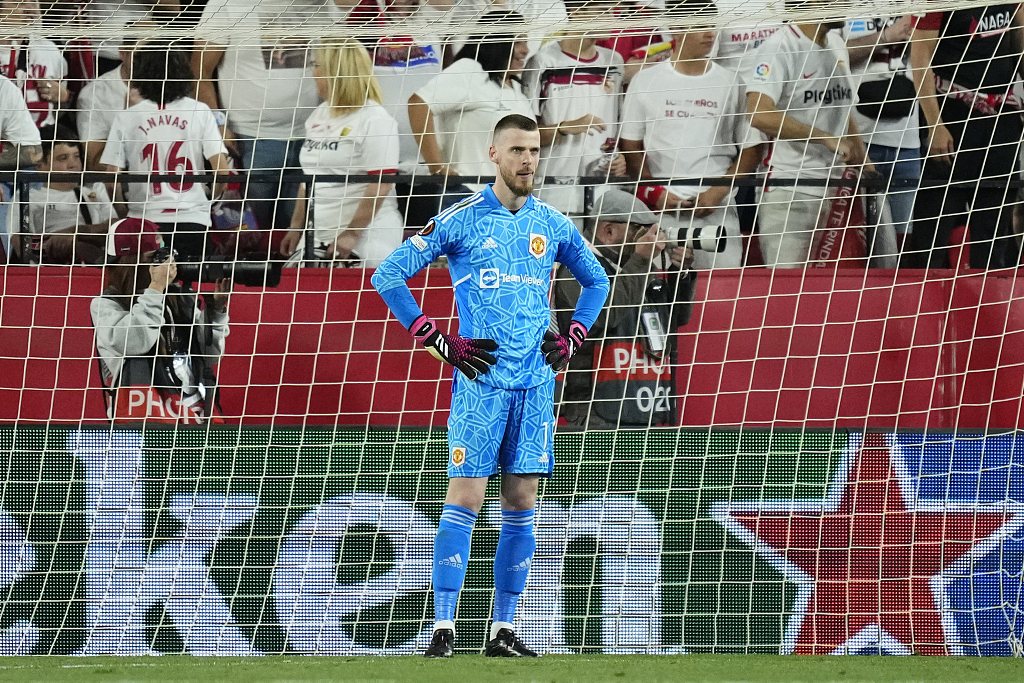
[
  {"left": 410, "top": 314, "right": 498, "bottom": 380},
  {"left": 542, "top": 320, "right": 588, "bottom": 372}
]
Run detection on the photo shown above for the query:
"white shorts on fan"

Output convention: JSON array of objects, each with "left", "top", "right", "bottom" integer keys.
[{"left": 756, "top": 188, "right": 829, "bottom": 268}]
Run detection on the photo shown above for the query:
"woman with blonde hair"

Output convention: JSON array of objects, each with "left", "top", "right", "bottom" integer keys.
[{"left": 281, "top": 37, "right": 403, "bottom": 266}]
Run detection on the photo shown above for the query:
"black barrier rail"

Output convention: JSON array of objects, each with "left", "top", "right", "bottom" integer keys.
[
  {"left": 1, "top": 170, "right": 1019, "bottom": 190},
  {"left": 6, "top": 169, "right": 1020, "bottom": 267}
]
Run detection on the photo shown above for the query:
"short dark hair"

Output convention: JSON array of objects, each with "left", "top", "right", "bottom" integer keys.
[
  {"left": 132, "top": 41, "right": 194, "bottom": 105},
  {"left": 454, "top": 10, "right": 526, "bottom": 87},
  {"left": 39, "top": 124, "right": 81, "bottom": 161},
  {"left": 493, "top": 114, "right": 538, "bottom": 140}
]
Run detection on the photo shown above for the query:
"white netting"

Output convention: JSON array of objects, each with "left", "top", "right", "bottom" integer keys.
[{"left": 0, "top": 0, "right": 1021, "bottom": 659}]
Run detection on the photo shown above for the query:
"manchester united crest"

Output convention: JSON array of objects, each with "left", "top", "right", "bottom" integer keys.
[{"left": 529, "top": 233, "right": 547, "bottom": 259}]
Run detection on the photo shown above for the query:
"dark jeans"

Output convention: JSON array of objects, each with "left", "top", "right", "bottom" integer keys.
[
  {"left": 233, "top": 134, "right": 304, "bottom": 232},
  {"left": 906, "top": 98, "right": 1023, "bottom": 269}
]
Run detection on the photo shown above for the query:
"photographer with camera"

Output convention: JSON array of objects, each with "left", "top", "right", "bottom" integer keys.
[
  {"left": 90, "top": 218, "right": 230, "bottom": 424},
  {"left": 553, "top": 189, "right": 696, "bottom": 430}
]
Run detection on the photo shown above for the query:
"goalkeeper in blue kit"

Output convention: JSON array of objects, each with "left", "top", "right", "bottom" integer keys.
[{"left": 371, "top": 114, "right": 610, "bottom": 657}]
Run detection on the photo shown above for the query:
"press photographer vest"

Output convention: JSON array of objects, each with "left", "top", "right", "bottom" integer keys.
[
  {"left": 589, "top": 275, "right": 677, "bottom": 427},
  {"left": 97, "top": 286, "right": 221, "bottom": 424}
]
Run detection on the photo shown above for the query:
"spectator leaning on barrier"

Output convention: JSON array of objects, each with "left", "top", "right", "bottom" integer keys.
[
  {"left": 553, "top": 188, "right": 695, "bottom": 430},
  {"left": 0, "top": 0, "right": 69, "bottom": 128},
  {"left": 524, "top": 0, "right": 626, "bottom": 224},
  {"left": 25, "top": 124, "right": 116, "bottom": 264},
  {"left": 907, "top": 6, "right": 1023, "bottom": 269},
  {"left": 193, "top": 0, "right": 327, "bottom": 232},
  {"left": 409, "top": 10, "right": 534, "bottom": 194},
  {"left": 843, "top": 15, "right": 919, "bottom": 265},
  {"left": 746, "top": 4, "right": 867, "bottom": 268},
  {"left": 91, "top": 217, "right": 230, "bottom": 424},
  {"left": 621, "top": 0, "right": 761, "bottom": 270},
  {"left": 100, "top": 43, "right": 229, "bottom": 259},
  {"left": 280, "top": 38, "right": 404, "bottom": 267},
  {"left": 0, "top": 73, "right": 42, "bottom": 260}
]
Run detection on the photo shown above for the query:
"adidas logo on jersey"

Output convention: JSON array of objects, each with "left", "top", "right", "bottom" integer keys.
[
  {"left": 480, "top": 237, "right": 499, "bottom": 249},
  {"left": 440, "top": 553, "right": 464, "bottom": 568},
  {"left": 508, "top": 558, "right": 532, "bottom": 572}
]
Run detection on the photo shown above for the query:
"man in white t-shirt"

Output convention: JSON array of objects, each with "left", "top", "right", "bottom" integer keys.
[
  {"left": 27, "top": 125, "right": 116, "bottom": 264},
  {"left": 525, "top": 0, "right": 625, "bottom": 219},
  {"left": 843, "top": 16, "right": 919, "bottom": 263},
  {"left": 0, "top": 74, "right": 42, "bottom": 260},
  {"left": 621, "top": 3, "right": 761, "bottom": 269},
  {"left": 77, "top": 39, "right": 135, "bottom": 171},
  {"left": 713, "top": 0, "right": 783, "bottom": 77},
  {"left": 193, "top": 0, "right": 332, "bottom": 231},
  {"left": 0, "top": 1, "right": 69, "bottom": 129},
  {"left": 409, "top": 10, "right": 534, "bottom": 205},
  {"left": 349, "top": 0, "right": 445, "bottom": 171},
  {"left": 746, "top": 18, "right": 867, "bottom": 268}
]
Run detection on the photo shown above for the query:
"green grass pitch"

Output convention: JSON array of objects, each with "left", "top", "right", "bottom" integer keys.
[{"left": 0, "top": 655, "right": 1021, "bottom": 683}]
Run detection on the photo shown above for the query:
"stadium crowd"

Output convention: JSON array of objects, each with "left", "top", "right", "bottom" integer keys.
[{"left": 1, "top": 0, "right": 1023, "bottom": 269}]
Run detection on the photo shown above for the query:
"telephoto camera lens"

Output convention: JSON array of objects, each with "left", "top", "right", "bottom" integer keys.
[
  {"left": 174, "top": 258, "right": 283, "bottom": 288},
  {"left": 680, "top": 224, "right": 728, "bottom": 252}
]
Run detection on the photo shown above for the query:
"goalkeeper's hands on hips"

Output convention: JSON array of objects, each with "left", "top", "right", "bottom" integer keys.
[
  {"left": 542, "top": 320, "right": 588, "bottom": 372},
  {"left": 410, "top": 314, "right": 498, "bottom": 380}
]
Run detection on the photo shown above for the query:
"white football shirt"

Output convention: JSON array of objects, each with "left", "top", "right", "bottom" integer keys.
[
  {"left": 0, "top": 75, "right": 41, "bottom": 147},
  {"left": 101, "top": 97, "right": 227, "bottom": 226},
  {"left": 0, "top": 36, "right": 68, "bottom": 128},
  {"left": 714, "top": 0, "right": 784, "bottom": 76},
  {"left": 299, "top": 101, "right": 404, "bottom": 266},
  {"left": 414, "top": 59, "right": 534, "bottom": 179},
  {"left": 77, "top": 67, "right": 131, "bottom": 144},
  {"left": 525, "top": 42, "right": 624, "bottom": 213},
  {"left": 371, "top": 35, "right": 444, "bottom": 170},
  {"left": 28, "top": 182, "right": 116, "bottom": 234},
  {"left": 620, "top": 61, "right": 753, "bottom": 201},
  {"left": 746, "top": 25, "right": 856, "bottom": 194},
  {"left": 195, "top": 0, "right": 324, "bottom": 139}
]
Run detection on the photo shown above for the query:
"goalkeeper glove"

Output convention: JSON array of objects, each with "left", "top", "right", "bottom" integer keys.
[
  {"left": 542, "top": 320, "right": 588, "bottom": 372},
  {"left": 410, "top": 314, "right": 498, "bottom": 380}
]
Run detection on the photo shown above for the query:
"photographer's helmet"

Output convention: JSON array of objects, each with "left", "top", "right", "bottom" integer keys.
[{"left": 105, "top": 218, "right": 162, "bottom": 260}]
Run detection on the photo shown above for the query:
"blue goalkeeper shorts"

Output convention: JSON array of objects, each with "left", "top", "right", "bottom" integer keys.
[{"left": 446, "top": 374, "right": 556, "bottom": 478}]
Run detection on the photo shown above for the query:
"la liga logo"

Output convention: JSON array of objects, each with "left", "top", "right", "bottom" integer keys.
[{"left": 754, "top": 63, "right": 770, "bottom": 77}]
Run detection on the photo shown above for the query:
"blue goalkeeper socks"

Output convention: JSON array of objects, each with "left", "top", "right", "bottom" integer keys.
[
  {"left": 432, "top": 504, "right": 477, "bottom": 629},
  {"left": 491, "top": 508, "right": 536, "bottom": 634}
]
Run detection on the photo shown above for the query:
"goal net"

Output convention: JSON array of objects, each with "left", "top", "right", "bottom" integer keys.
[{"left": 0, "top": 0, "right": 1022, "bottom": 657}]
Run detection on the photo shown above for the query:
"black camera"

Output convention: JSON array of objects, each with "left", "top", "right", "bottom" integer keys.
[{"left": 150, "top": 248, "right": 283, "bottom": 288}]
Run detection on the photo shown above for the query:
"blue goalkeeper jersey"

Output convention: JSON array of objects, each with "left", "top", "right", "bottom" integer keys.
[{"left": 371, "top": 185, "right": 610, "bottom": 390}]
